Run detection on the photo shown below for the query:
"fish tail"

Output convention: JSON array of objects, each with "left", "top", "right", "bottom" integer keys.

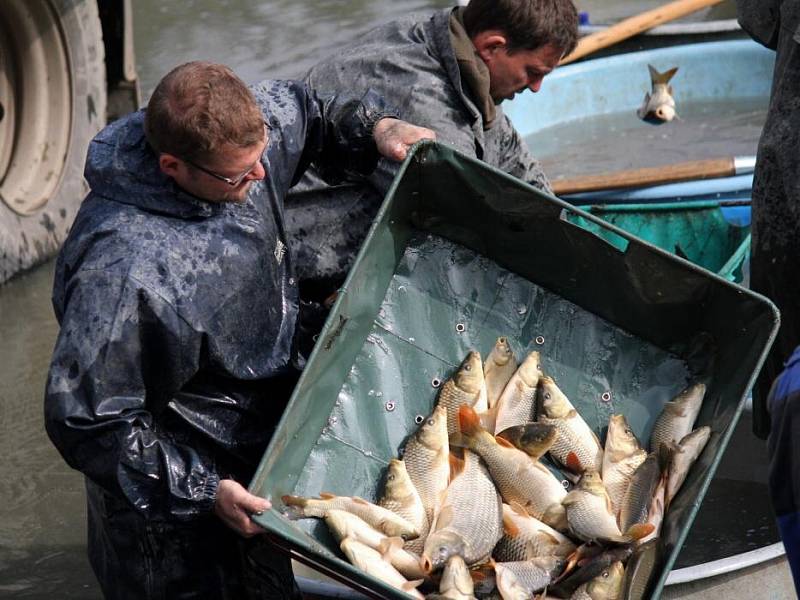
[
  {"left": 458, "top": 404, "right": 482, "bottom": 437},
  {"left": 648, "top": 64, "right": 679, "bottom": 84},
  {"left": 449, "top": 449, "right": 466, "bottom": 479},
  {"left": 378, "top": 536, "right": 404, "bottom": 559}
]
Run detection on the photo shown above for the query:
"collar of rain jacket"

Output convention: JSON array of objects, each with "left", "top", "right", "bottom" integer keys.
[
  {"left": 449, "top": 7, "right": 497, "bottom": 130},
  {"left": 84, "top": 109, "right": 223, "bottom": 220}
]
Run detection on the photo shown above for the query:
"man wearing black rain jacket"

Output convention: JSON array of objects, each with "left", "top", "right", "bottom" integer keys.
[
  {"left": 737, "top": 0, "right": 800, "bottom": 439},
  {"left": 285, "top": 0, "right": 578, "bottom": 298},
  {"left": 43, "top": 61, "right": 433, "bottom": 599},
  {"left": 737, "top": 0, "right": 800, "bottom": 595}
]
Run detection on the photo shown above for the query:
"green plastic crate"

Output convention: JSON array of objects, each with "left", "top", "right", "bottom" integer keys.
[{"left": 251, "top": 142, "right": 778, "bottom": 599}]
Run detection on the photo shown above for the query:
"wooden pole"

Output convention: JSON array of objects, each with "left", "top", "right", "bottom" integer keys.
[
  {"left": 551, "top": 157, "right": 741, "bottom": 195},
  {"left": 560, "top": 0, "right": 726, "bottom": 65}
]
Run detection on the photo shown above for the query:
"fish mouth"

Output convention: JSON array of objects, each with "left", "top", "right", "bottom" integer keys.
[
  {"left": 421, "top": 555, "right": 434, "bottom": 574},
  {"left": 642, "top": 113, "right": 668, "bottom": 125}
]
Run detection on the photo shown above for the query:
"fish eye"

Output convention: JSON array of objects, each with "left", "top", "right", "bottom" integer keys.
[
  {"left": 544, "top": 392, "right": 551, "bottom": 400},
  {"left": 438, "top": 546, "right": 448, "bottom": 557},
  {"left": 427, "top": 418, "right": 435, "bottom": 426},
  {"left": 464, "top": 364, "right": 472, "bottom": 371},
  {"left": 387, "top": 473, "right": 395, "bottom": 481},
  {"left": 625, "top": 428, "right": 632, "bottom": 435}
]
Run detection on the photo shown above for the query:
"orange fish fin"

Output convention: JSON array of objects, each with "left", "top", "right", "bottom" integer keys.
[
  {"left": 625, "top": 523, "right": 655, "bottom": 541},
  {"left": 449, "top": 451, "right": 465, "bottom": 480},
  {"left": 458, "top": 404, "right": 481, "bottom": 436},
  {"left": 496, "top": 435, "right": 516, "bottom": 449},
  {"left": 566, "top": 452, "right": 583, "bottom": 473},
  {"left": 471, "top": 561, "right": 495, "bottom": 585},
  {"left": 351, "top": 496, "right": 369, "bottom": 505},
  {"left": 555, "top": 549, "right": 580, "bottom": 583},
  {"left": 281, "top": 495, "right": 304, "bottom": 506},
  {"left": 540, "top": 531, "right": 560, "bottom": 546},
  {"left": 503, "top": 512, "right": 520, "bottom": 537},
  {"left": 470, "top": 569, "right": 487, "bottom": 583},
  {"left": 319, "top": 492, "right": 336, "bottom": 499}
]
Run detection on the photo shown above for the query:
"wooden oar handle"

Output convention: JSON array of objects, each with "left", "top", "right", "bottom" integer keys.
[
  {"left": 551, "top": 157, "right": 737, "bottom": 195},
  {"left": 561, "top": 0, "right": 726, "bottom": 65}
]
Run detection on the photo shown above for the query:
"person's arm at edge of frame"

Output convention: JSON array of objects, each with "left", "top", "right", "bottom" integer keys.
[{"left": 735, "top": 0, "right": 781, "bottom": 50}]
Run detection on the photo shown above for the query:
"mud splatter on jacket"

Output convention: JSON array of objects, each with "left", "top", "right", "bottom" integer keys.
[
  {"left": 286, "top": 8, "right": 551, "bottom": 288},
  {"left": 44, "top": 81, "right": 397, "bottom": 521},
  {"left": 737, "top": 0, "right": 800, "bottom": 437}
]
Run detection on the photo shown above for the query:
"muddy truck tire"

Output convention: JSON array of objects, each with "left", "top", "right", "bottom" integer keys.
[{"left": 0, "top": 0, "right": 107, "bottom": 283}]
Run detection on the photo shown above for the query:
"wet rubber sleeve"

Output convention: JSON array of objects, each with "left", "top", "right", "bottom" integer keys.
[
  {"left": 45, "top": 269, "right": 219, "bottom": 521},
  {"left": 494, "top": 113, "right": 552, "bottom": 194},
  {"left": 735, "top": 0, "right": 781, "bottom": 49},
  {"left": 296, "top": 84, "right": 400, "bottom": 186}
]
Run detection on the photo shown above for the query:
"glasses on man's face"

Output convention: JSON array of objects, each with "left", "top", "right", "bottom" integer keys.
[
  {"left": 184, "top": 124, "right": 269, "bottom": 187},
  {"left": 184, "top": 156, "right": 262, "bottom": 187}
]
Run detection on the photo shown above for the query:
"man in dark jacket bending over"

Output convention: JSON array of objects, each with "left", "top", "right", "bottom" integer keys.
[
  {"left": 43, "top": 61, "right": 433, "bottom": 599},
  {"left": 287, "top": 0, "right": 578, "bottom": 295},
  {"left": 736, "top": 0, "right": 800, "bottom": 594}
]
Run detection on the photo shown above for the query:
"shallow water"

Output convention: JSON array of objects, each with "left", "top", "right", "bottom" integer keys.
[
  {"left": 526, "top": 97, "right": 768, "bottom": 181},
  {"left": 0, "top": 262, "right": 97, "bottom": 598},
  {"left": 132, "top": 0, "right": 453, "bottom": 100},
  {"left": 574, "top": 0, "right": 737, "bottom": 26}
]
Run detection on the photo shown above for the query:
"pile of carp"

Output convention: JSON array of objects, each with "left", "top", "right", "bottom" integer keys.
[{"left": 282, "top": 337, "right": 711, "bottom": 599}]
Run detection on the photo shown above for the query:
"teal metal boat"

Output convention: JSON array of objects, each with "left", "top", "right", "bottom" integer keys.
[
  {"left": 503, "top": 39, "right": 773, "bottom": 286},
  {"left": 573, "top": 0, "right": 743, "bottom": 57}
]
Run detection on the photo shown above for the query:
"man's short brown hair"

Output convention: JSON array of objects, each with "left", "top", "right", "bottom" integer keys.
[
  {"left": 144, "top": 61, "right": 264, "bottom": 163},
  {"left": 463, "top": 0, "right": 579, "bottom": 56}
]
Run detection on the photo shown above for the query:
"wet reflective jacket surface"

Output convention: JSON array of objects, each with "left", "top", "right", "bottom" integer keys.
[
  {"left": 45, "top": 80, "right": 395, "bottom": 521},
  {"left": 286, "top": 8, "right": 551, "bottom": 289},
  {"left": 737, "top": 0, "right": 800, "bottom": 436}
]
